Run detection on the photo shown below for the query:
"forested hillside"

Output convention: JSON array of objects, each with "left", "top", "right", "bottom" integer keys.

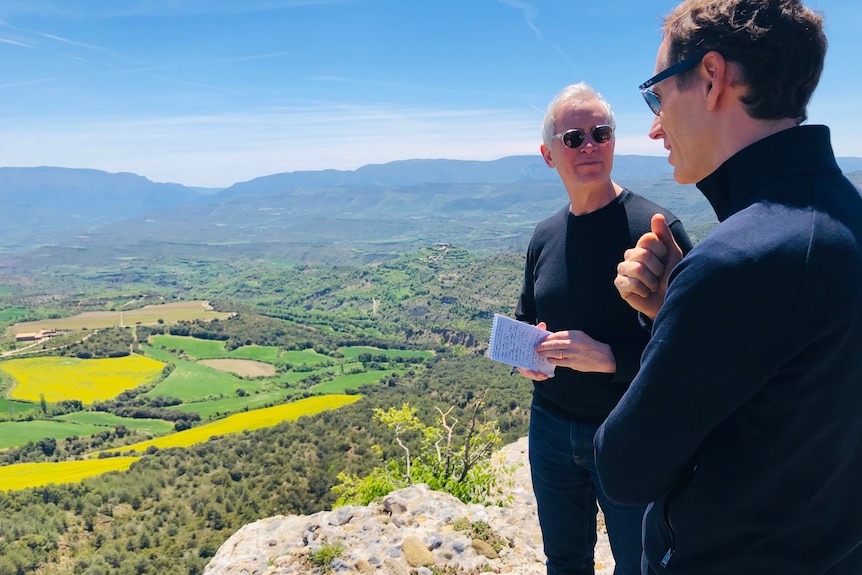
[
  {"left": 0, "top": 244, "right": 534, "bottom": 575},
  {"left": 0, "top": 353, "right": 529, "bottom": 575}
]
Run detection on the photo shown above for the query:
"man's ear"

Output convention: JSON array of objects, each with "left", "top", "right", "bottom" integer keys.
[
  {"left": 701, "top": 51, "right": 729, "bottom": 111},
  {"left": 540, "top": 144, "right": 555, "bottom": 168}
]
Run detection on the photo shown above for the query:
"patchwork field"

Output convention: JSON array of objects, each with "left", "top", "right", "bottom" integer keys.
[
  {"left": 149, "top": 335, "right": 330, "bottom": 366},
  {"left": 142, "top": 353, "right": 249, "bottom": 401},
  {"left": 8, "top": 300, "right": 231, "bottom": 335},
  {"left": 56, "top": 411, "right": 175, "bottom": 436},
  {"left": 1, "top": 395, "right": 362, "bottom": 491},
  {"left": 0, "top": 397, "right": 35, "bottom": 416},
  {"left": 337, "top": 346, "right": 434, "bottom": 360},
  {"left": 1, "top": 355, "right": 166, "bottom": 403},
  {"left": 311, "top": 369, "right": 401, "bottom": 393},
  {"left": 149, "top": 334, "right": 227, "bottom": 359},
  {"left": 0, "top": 329, "right": 436, "bottom": 497},
  {"left": 0, "top": 457, "right": 142, "bottom": 492},
  {"left": 102, "top": 394, "right": 362, "bottom": 455},
  {"left": 0, "top": 419, "right": 107, "bottom": 449},
  {"left": 197, "top": 359, "right": 276, "bottom": 377}
]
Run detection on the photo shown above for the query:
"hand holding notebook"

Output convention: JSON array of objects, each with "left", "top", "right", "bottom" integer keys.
[{"left": 486, "top": 314, "right": 555, "bottom": 376}]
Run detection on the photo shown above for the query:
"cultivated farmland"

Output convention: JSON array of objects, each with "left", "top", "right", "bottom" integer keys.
[
  {"left": 197, "top": 359, "right": 276, "bottom": 377},
  {"left": 1, "top": 355, "right": 165, "bottom": 403},
  {"left": 8, "top": 300, "right": 231, "bottom": 335},
  {"left": 102, "top": 394, "right": 362, "bottom": 455},
  {"left": 0, "top": 457, "right": 142, "bottom": 492}
]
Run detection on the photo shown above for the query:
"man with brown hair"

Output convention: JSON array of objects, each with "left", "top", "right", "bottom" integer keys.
[{"left": 595, "top": 1, "right": 862, "bottom": 573}]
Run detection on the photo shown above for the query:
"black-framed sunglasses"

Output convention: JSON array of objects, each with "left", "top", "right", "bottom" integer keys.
[
  {"left": 552, "top": 125, "right": 614, "bottom": 149},
  {"left": 638, "top": 51, "right": 707, "bottom": 115}
]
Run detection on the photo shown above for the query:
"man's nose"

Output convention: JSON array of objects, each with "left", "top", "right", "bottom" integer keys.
[{"left": 648, "top": 115, "right": 663, "bottom": 140}]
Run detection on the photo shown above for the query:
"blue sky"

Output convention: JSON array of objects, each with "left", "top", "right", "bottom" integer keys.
[{"left": 1, "top": 0, "right": 859, "bottom": 188}]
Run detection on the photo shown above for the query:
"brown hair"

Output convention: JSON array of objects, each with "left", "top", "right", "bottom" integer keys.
[{"left": 663, "top": 0, "right": 826, "bottom": 122}]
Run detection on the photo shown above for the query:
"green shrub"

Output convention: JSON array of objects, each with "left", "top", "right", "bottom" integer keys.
[
  {"left": 307, "top": 540, "right": 346, "bottom": 569},
  {"left": 333, "top": 395, "right": 514, "bottom": 507}
]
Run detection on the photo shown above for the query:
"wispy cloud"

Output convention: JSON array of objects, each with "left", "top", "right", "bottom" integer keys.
[
  {"left": 40, "top": 32, "right": 104, "bottom": 51},
  {"left": 0, "top": 36, "right": 29, "bottom": 48},
  {"left": 499, "top": 0, "right": 542, "bottom": 39},
  {"left": 0, "top": 0, "right": 357, "bottom": 19},
  {"left": 0, "top": 77, "right": 55, "bottom": 89},
  {"left": 223, "top": 52, "right": 290, "bottom": 64},
  {"left": 0, "top": 102, "right": 542, "bottom": 186}
]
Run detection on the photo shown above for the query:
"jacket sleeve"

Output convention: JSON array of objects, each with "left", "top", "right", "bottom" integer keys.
[{"left": 594, "top": 240, "right": 796, "bottom": 504}]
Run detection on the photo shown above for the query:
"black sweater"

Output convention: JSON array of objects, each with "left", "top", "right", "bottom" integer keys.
[
  {"left": 516, "top": 189, "right": 692, "bottom": 424},
  {"left": 596, "top": 126, "right": 862, "bottom": 574}
]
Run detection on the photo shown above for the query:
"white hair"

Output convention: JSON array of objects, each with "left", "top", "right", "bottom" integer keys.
[{"left": 541, "top": 82, "right": 616, "bottom": 149}]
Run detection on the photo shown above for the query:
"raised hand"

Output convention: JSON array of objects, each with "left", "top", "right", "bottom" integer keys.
[{"left": 614, "top": 213, "right": 683, "bottom": 319}]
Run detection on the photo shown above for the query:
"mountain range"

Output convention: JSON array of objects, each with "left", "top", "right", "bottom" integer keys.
[{"left": 1, "top": 155, "right": 860, "bottom": 270}]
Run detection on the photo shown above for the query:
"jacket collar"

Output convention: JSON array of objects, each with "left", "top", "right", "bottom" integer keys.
[{"left": 696, "top": 125, "right": 840, "bottom": 222}]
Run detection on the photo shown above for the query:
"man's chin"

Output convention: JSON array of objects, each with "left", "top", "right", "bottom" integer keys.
[{"left": 671, "top": 162, "right": 697, "bottom": 185}]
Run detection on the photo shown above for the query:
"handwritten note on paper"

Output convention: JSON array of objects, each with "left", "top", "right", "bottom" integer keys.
[{"left": 486, "top": 314, "right": 555, "bottom": 376}]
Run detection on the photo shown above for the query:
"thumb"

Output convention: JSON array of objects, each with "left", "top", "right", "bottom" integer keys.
[{"left": 651, "top": 213, "right": 683, "bottom": 268}]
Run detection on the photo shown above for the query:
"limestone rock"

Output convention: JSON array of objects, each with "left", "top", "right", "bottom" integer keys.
[
  {"left": 202, "top": 437, "right": 614, "bottom": 575},
  {"left": 401, "top": 535, "right": 435, "bottom": 567}
]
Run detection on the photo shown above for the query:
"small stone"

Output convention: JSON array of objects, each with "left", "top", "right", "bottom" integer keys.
[
  {"left": 471, "top": 538, "right": 499, "bottom": 559},
  {"left": 383, "top": 496, "right": 407, "bottom": 515},
  {"left": 427, "top": 533, "right": 443, "bottom": 550},
  {"left": 332, "top": 507, "right": 353, "bottom": 526},
  {"left": 402, "top": 535, "right": 435, "bottom": 567}
]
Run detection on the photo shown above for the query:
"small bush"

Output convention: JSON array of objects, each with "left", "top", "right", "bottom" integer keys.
[{"left": 307, "top": 540, "right": 346, "bottom": 569}]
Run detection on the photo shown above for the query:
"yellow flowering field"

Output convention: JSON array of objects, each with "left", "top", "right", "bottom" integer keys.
[
  {"left": 0, "top": 457, "right": 141, "bottom": 492},
  {"left": 102, "top": 394, "right": 362, "bottom": 455},
  {"left": 2, "top": 355, "right": 165, "bottom": 403}
]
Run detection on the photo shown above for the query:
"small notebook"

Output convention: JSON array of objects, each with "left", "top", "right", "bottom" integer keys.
[{"left": 486, "top": 314, "right": 555, "bottom": 376}]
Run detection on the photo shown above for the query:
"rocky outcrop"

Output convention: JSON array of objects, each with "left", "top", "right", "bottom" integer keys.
[{"left": 202, "top": 437, "right": 614, "bottom": 575}]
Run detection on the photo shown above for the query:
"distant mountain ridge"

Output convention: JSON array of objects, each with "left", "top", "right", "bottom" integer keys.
[
  {"left": 213, "top": 155, "right": 680, "bottom": 200},
  {"left": 1, "top": 155, "right": 860, "bottom": 268}
]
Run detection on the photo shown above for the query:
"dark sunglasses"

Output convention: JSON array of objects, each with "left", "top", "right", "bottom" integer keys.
[
  {"left": 638, "top": 51, "right": 707, "bottom": 115},
  {"left": 552, "top": 125, "right": 614, "bottom": 149}
]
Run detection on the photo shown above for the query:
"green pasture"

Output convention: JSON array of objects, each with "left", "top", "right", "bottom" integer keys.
[
  {"left": 149, "top": 334, "right": 226, "bottom": 359},
  {"left": 0, "top": 307, "right": 33, "bottom": 326},
  {"left": 311, "top": 369, "right": 396, "bottom": 393},
  {"left": 140, "top": 345, "right": 178, "bottom": 363},
  {"left": 56, "top": 412, "right": 174, "bottom": 436},
  {"left": 0, "top": 420, "right": 106, "bottom": 450},
  {"left": 227, "top": 345, "right": 281, "bottom": 362},
  {"left": 0, "top": 398, "right": 36, "bottom": 416},
  {"left": 337, "top": 346, "right": 433, "bottom": 360},
  {"left": 148, "top": 335, "right": 333, "bottom": 367},
  {"left": 169, "top": 388, "right": 298, "bottom": 420},
  {"left": 278, "top": 349, "right": 332, "bottom": 366},
  {"left": 146, "top": 359, "right": 250, "bottom": 402}
]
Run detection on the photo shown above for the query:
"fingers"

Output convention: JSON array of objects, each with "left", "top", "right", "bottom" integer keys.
[
  {"left": 516, "top": 367, "right": 549, "bottom": 381},
  {"left": 613, "top": 213, "right": 684, "bottom": 320},
  {"left": 651, "top": 213, "right": 683, "bottom": 270},
  {"left": 614, "top": 233, "right": 667, "bottom": 298}
]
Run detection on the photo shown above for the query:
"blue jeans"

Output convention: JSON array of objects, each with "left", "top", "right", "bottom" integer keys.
[{"left": 529, "top": 401, "right": 646, "bottom": 575}]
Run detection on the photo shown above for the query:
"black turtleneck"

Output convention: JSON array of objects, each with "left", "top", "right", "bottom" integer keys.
[{"left": 596, "top": 125, "right": 862, "bottom": 575}]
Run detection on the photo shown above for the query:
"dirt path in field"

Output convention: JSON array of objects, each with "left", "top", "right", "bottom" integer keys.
[{"left": 198, "top": 359, "right": 276, "bottom": 377}]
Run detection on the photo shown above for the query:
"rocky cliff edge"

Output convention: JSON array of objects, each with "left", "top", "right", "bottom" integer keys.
[{"left": 202, "top": 437, "right": 614, "bottom": 575}]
